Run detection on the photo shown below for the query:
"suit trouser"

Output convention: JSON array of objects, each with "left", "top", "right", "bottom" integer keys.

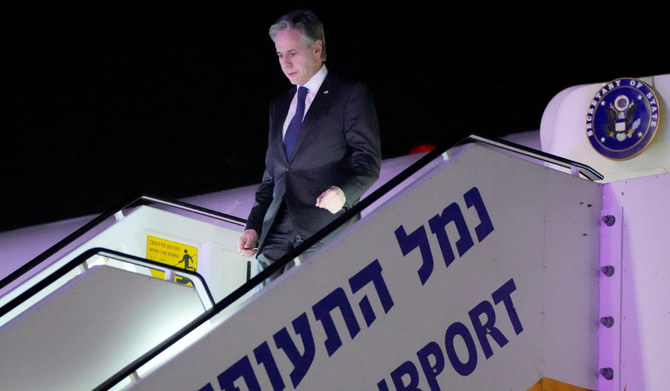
[{"left": 256, "top": 204, "right": 324, "bottom": 285}]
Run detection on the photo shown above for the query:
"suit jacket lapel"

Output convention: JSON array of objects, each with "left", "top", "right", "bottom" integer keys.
[
  {"left": 274, "top": 89, "right": 294, "bottom": 162},
  {"left": 289, "top": 74, "right": 335, "bottom": 160}
]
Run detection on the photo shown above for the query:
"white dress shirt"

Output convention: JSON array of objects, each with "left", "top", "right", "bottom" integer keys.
[{"left": 282, "top": 64, "right": 328, "bottom": 138}]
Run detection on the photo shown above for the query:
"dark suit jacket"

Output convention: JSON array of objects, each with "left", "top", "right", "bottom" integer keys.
[{"left": 246, "top": 72, "right": 381, "bottom": 252}]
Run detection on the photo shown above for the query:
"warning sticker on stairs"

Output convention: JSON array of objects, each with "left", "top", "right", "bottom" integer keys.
[{"left": 146, "top": 235, "right": 198, "bottom": 284}]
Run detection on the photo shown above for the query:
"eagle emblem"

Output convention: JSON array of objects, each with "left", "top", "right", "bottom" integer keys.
[{"left": 585, "top": 77, "right": 661, "bottom": 160}]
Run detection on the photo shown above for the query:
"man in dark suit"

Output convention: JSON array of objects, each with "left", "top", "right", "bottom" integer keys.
[{"left": 237, "top": 9, "right": 381, "bottom": 283}]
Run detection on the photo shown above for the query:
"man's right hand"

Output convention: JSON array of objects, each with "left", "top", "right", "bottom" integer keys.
[{"left": 238, "top": 229, "right": 259, "bottom": 257}]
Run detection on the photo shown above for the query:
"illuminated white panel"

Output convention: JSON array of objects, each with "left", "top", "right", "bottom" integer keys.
[{"left": 0, "top": 265, "right": 205, "bottom": 390}]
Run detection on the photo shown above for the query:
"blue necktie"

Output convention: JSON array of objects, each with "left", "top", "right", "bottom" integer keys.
[{"left": 284, "top": 86, "right": 308, "bottom": 157}]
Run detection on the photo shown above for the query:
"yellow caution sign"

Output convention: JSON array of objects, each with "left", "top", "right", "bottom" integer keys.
[{"left": 146, "top": 235, "right": 198, "bottom": 285}]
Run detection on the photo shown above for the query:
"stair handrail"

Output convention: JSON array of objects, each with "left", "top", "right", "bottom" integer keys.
[
  {"left": 0, "top": 195, "right": 246, "bottom": 294},
  {"left": 0, "top": 247, "right": 215, "bottom": 322},
  {"left": 462, "top": 134, "right": 604, "bottom": 181}
]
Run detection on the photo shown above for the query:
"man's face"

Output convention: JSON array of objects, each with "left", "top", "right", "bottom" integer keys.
[{"left": 275, "top": 28, "right": 322, "bottom": 86}]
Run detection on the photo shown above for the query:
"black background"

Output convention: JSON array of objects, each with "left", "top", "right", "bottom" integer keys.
[{"left": 3, "top": 2, "right": 665, "bottom": 231}]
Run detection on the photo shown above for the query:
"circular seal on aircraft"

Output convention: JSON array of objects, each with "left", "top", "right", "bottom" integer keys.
[{"left": 585, "top": 77, "right": 661, "bottom": 160}]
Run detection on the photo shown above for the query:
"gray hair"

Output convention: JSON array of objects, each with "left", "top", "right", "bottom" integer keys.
[{"left": 269, "top": 9, "right": 327, "bottom": 61}]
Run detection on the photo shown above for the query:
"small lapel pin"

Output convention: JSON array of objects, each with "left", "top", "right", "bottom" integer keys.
[{"left": 323, "top": 90, "right": 329, "bottom": 94}]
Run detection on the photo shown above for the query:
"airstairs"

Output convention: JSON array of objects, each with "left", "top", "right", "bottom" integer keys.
[
  {"left": 1, "top": 73, "right": 669, "bottom": 391},
  {"left": 0, "top": 134, "right": 631, "bottom": 390}
]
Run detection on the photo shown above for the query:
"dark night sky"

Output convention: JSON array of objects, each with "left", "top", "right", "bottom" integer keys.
[{"left": 3, "top": 3, "right": 665, "bottom": 231}]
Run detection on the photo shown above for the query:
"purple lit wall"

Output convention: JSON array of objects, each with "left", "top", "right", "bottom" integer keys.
[{"left": 599, "top": 174, "right": 670, "bottom": 390}]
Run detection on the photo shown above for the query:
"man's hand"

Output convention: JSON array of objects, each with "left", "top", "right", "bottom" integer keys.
[
  {"left": 316, "top": 186, "right": 346, "bottom": 214},
  {"left": 238, "top": 229, "right": 259, "bottom": 257}
]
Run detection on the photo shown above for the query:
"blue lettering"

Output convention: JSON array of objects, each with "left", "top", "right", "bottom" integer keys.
[
  {"left": 444, "top": 322, "right": 477, "bottom": 376},
  {"left": 377, "top": 379, "right": 391, "bottom": 391},
  {"left": 390, "top": 361, "right": 423, "bottom": 391},
  {"left": 312, "top": 287, "right": 361, "bottom": 357},
  {"left": 416, "top": 341, "right": 445, "bottom": 390},
  {"left": 492, "top": 278, "right": 523, "bottom": 335},
  {"left": 395, "top": 186, "right": 494, "bottom": 285},
  {"left": 349, "top": 259, "right": 395, "bottom": 326},
  {"left": 428, "top": 202, "right": 474, "bottom": 267},
  {"left": 468, "top": 300, "right": 508, "bottom": 359},
  {"left": 214, "top": 260, "right": 394, "bottom": 390},
  {"left": 216, "top": 356, "right": 261, "bottom": 391},
  {"left": 273, "top": 312, "right": 315, "bottom": 388},
  {"left": 253, "top": 341, "right": 284, "bottom": 390},
  {"left": 395, "top": 224, "right": 433, "bottom": 285},
  {"left": 464, "top": 187, "right": 494, "bottom": 242},
  {"left": 378, "top": 278, "right": 522, "bottom": 389}
]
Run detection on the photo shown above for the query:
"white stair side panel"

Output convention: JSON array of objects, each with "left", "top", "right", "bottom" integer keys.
[{"left": 129, "top": 143, "right": 601, "bottom": 391}]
